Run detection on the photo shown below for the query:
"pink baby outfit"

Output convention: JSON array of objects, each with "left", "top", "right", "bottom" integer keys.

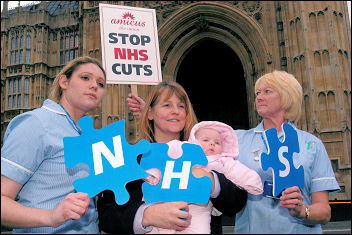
[
  {"left": 143, "top": 121, "right": 263, "bottom": 234},
  {"left": 143, "top": 140, "right": 211, "bottom": 234},
  {"left": 189, "top": 121, "right": 263, "bottom": 195}
]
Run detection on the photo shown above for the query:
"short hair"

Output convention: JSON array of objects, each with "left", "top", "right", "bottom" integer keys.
[
  {"left": 254, "top": 70, "right": 303, "bottom": 123},
  {"left": 139, "top": 81, "right": 198, "bottom": 142},
  {"left": 49, "top": 56, "right": 106, "bottom": 102}
]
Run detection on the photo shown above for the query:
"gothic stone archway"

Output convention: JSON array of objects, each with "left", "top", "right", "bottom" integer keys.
[{"left": 158, "top": 1, "right": 271, "bottom": 128}]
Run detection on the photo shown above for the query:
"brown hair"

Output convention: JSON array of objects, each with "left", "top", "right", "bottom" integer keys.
[
  {"left": 139, "top": 81, "right": 198, "bottom": 142},
  {"left": 49, "top": 56, "right": 106, "bottom": 102}
]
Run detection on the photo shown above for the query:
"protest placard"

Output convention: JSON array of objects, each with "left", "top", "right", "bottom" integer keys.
[{"left": 99, "top": 3, "right": 162, "bottom": 89}]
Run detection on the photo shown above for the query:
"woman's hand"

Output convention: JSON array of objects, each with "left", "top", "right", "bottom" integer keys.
[
  {"left": 126, "top": 93, "right": 146, "bottom": 119},
  {"left": 192, "top": 168, "right": 215, "bottom": 194},
  {"left": 280, "top": 186, "right": 331, "bottom": 224},
  {"left": 142, "top": 202, "right": 191, "bottom": 231},
  {"left": 50, "top": 192, "right": 90, "bottom": 228},
  {"left": 280, "top": 186, "right": 305, "bottom": 219}
]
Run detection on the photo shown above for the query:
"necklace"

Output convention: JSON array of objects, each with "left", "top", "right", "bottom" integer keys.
[{"left": 58, "top": 103, "right": 82, "bottom": 135}]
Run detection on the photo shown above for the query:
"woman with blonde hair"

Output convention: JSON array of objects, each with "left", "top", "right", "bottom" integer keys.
[
  {"left": 1, "top": 56, "right": 106, "bottom": 233},
  {"left": 234, "top": 70, "right": 340, "bottom": 233},
  {"left": 98, "top": 81, "right": 248, "bottom": 234}
]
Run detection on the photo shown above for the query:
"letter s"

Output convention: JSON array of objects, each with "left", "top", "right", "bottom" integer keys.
[
  {"left": 109, "top": 33, "right": 118, "bottom": 43},
  {"left": 278, "top": 146, "right": 290, "bottom": 177}
]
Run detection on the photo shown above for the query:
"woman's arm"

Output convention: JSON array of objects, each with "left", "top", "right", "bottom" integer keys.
[
  {"left": 209, "top": 171, "right": 248, "bottom": 216},
  {"left": 280, "top": 186, "right": 331, "bottom": 224},
  {"left": 1, "top": 175, "right": 89, "bottom": 228}
]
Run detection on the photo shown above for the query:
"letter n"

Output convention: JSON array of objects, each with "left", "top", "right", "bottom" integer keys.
[{"left": 92, "top": 135, "right": 125, "bottom": 175}]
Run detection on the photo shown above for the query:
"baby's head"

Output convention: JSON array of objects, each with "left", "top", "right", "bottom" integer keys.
[{"left": 194, "top": 127, "right": 223, "bottom": 156}]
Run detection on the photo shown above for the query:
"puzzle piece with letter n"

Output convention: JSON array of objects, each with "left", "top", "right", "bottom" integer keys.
[
  {"left": 259, "top": 123, "right": 304, "bottom": 197},
  {"left": 63, "top": 116, "right": 150, "bottom": 205},
  {"left": 140, "top": 141, "right": 212, "bottom": 205}
]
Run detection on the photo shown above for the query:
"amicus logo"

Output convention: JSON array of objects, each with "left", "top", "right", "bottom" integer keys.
[
  {"left": 122, "top": 12, "right": 135, "bottom": 20},
  {"left": 111, "top": 12, "right": 146, "bottom": 27}
]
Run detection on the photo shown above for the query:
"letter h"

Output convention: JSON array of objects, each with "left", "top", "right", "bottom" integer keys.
[{"left": 161, "top": 161, "right": 191, "bottom": 189}]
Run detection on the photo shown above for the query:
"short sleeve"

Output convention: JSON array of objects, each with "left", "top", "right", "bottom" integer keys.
[
  {"left": 310, "top": 138, "right": 340, "bottom": 194},
  {"left": 1, "top": 113, "right": 46, "bottom": 185}
]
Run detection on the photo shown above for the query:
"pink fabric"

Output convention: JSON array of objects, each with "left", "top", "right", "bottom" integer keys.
[
  {"left": 142, "top": 122, "right": 263, "bottom": 233},
  {"left": 189, "top": 121, "right": 263, "bottom": 195},
  {"left": 147, "top": 203, "right": 210, "bottom": 234},
  {"left": 189, "top": 121, "right": 239, "bottom": 158}
]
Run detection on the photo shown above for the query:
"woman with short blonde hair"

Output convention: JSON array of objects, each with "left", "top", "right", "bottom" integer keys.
[{"left": 254, "top": 70, "right": 303, "bottom": 124}]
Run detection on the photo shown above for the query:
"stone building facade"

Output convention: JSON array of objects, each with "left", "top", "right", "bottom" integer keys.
[{"left": 1, "top": 1, "right": 350, "bottom": 200}]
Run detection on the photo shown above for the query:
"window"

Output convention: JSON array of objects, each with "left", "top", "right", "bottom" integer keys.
[
  {"left": 8, "top": 96, "right": 12, "bottom": 109},
  {"left": 24, "top": 78, "right": 29, "bottom": 93},
  {"left": 9, "top": 80, "right": 12, "bottom": 94},
  {"left": 20, "top": 35, "right": 23, "bottom": 48},
  {"left": 13, "top": 96, "right": 16, "bottom": 108},
  {"left": 10, "top": 32, "right": 25, "bottom": 65},
  {"left": 15, "top": 36, "right": 19, "bottom": 48},
  {"left": 10, "top": 52, "right": 14, "bottom": 65},
  {"left": 17, "top": 95, "right": 21, "bottom": 108},
  {"left": 60, "top": 31, "right": 79, "bottom": 64},
  {"left": 18, "top": 79, "right": 21, "bottom": 93},
  {"left": 13, "top": 79, "right": 17, "bottom": 94},
  {"left": 11, "top": 35, "right": 15, "bottom": 50},
  {"left": 20, "top": 50, "right": 23, "bottom": 63},
  {"left": 24, "top": 95, "right": 29, "bottom": 107},
  {"left": 26, "top": 31, "right": 31, "bottom": 48},
  {"left": 25, "top": 49, "right": 31, "bottom": 63}
]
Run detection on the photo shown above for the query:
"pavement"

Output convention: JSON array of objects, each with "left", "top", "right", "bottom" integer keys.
[
  {"left": 2, "top": 220, "right": 350, "bottom": 234},
  {"left": 222, "top": 220, "right": 351, "bottom": 234}
]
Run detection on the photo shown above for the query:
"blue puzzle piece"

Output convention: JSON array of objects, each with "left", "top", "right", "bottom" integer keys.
[
  {"left": 64, "top": 116, "right": 150, "bottom": 205},
  {"left": 140, "top": 142, "right": 212, "bottom": 204},
  {"left": 260, "top": 123, "right": 304, "bottom": 197}
]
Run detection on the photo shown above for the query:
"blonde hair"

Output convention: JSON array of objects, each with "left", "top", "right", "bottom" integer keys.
[
  {"left": 49, "top": 56, "right": 106, "bottom": 102},
  {"left": 139, "top": 81, "right": 198, "bottom": 142},
  {"left": 255, "top": 70, "right": 303, "bottom": 123}
]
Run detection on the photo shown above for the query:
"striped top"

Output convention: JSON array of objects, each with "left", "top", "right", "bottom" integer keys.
[
  {"left": 1, "top": 99, "right": 99, "bottom": 233},
  {"left": 234, "top": 121, "right": 340, "bottom": 234}
]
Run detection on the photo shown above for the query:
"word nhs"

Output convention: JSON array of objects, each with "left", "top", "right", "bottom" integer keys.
[{"left": 92, "top": 136, "right": 192, "bottom": 189}]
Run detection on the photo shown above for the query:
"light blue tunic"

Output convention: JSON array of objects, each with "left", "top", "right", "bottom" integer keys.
[
  {"left": 234, "top": 121, "right": 340, "bottom": 234},
  {"left": 1, "top": 99, "right": 99, "bottom": 233}
]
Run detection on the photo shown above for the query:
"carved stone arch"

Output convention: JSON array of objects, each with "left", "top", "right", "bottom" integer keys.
[
  {"left": 317, "top": 11, "right": 325, "bottom": 16},
  {"left": 309, "top": 12, "right": 316, "bottom": 17},
  {"left": 158, "top": 1, "right": 270, "bottom": 126}
]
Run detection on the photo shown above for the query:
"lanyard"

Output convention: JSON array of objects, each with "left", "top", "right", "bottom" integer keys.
[
  {"left": 260, "top": 132, "right": 268, "bottom": 152},
  {"left": 58, "top": 103, "right": 82, "bottom": 135}
]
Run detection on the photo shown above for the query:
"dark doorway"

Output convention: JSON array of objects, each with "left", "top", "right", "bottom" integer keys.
[{"left": 177, "top": 39, "right": 249, "bottom": 130}]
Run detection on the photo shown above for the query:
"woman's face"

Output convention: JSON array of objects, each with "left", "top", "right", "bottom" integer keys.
[
  {"left": 148, "top": 92, "right": 187, "bottom": 142},
  {"left": 255, "top": 82, "right": 284, "bottom": 119},
  {"left": 60, "top": 63, "right": 105, "bottom": 114}
]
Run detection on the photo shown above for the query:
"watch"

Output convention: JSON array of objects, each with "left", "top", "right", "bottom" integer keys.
[{"left": 305, "top": 205, "right": 310, "bottom": 220}]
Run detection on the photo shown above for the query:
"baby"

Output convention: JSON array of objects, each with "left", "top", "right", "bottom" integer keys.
[{"left": 143, "top": 121, "right": 263, "bottom": 234}]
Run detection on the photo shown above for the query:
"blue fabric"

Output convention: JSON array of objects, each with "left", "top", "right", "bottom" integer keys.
[
  {"left": 1, "top": 99, "right": 99, "bottom": 233},
  {"left": 234, "top": 121, "right": 340, "bottom": 234}
]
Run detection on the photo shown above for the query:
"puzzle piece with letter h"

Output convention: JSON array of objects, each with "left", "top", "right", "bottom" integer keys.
[
  {"left": 260, "top": 123, "right": 304, "bottom": 197},
  {"left": 63, "top": 116, "right": 150, "bottom": 205},
  {"left": 140, "top": 141, "right": 212, "bottom": 204}
]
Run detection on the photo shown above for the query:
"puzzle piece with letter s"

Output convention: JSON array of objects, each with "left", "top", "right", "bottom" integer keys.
[
  {"left": 140, "top": 141, "right": 212, "bottom": 204},
  {"left": 259, "top": 123, "right": 304, "bottom": 197},
  {"left": 63, "top": 116, "right": 150, "bottom": 205}
]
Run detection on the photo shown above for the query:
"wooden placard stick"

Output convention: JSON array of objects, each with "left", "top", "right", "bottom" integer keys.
[
  {"left": 130, "top": 84, "right": 139, "bottom": 138},
  {"left": 131, "top": 84, "right": 138, "bottom": 97}
]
